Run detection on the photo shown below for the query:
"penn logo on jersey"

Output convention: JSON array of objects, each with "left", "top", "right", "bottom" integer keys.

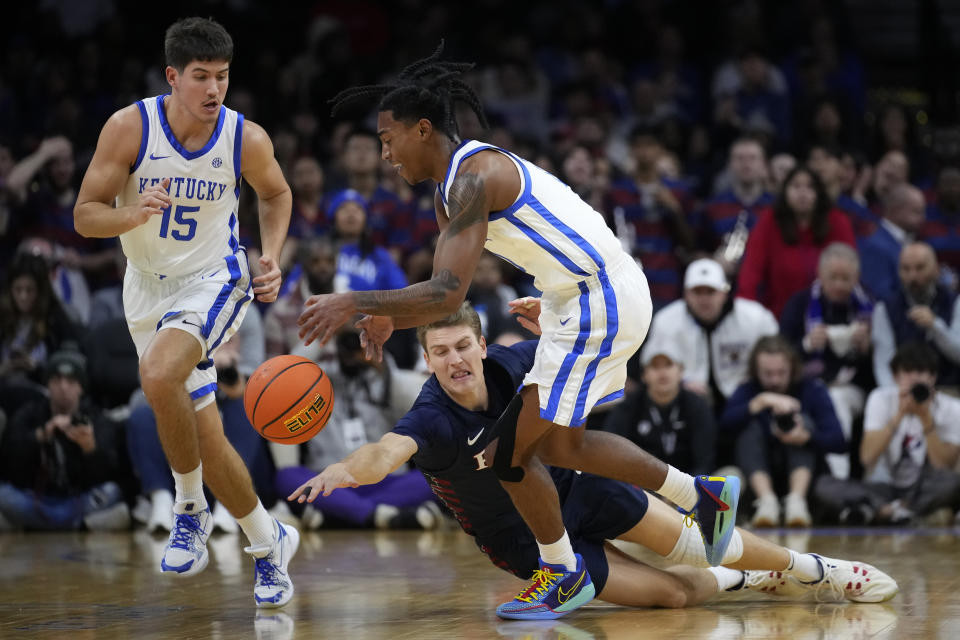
[{"left": 138, "top": 176, "right": 229, "bottom": 201}]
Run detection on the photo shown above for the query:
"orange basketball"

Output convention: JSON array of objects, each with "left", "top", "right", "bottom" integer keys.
[{"left": 244, "top": 355, "right": 335, "bottom": 444}]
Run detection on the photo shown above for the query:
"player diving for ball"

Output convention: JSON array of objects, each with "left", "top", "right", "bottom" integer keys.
[
  {"left": 290, "top": 303, "right": 898, "bottom": 618},
  {"left": 297, "top": 41, "right": 741, "bottom": 620}
]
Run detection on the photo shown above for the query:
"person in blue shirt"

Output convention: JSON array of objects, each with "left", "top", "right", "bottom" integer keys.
[
  {"left": 288, "top": 303, "right": 897, "bottom": 612},
  {"left": 328, "top": 189, "right": 408, "bottom": 293}
]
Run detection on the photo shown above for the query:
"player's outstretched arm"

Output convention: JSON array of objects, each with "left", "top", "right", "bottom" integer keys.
[
  {"left": 241, "top": 120, "right": 292, "bottom": 303},
  {"left": 297, "top": 174, "right": 490, "bottom": 347},
  {"left": 75, "top": 106, "right": 172, "bottom": 238},
  {"left": 287, "top": 432, "right": 418, "bottom": 503}
]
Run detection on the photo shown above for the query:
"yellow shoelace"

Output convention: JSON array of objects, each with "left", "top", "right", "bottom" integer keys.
[{"left": 515, "top": 568, "right": 562, "bottom": 603}]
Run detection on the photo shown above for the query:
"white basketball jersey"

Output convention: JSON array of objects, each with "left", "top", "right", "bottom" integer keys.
[
  {"left": 117, "top": 95, "right": 243, "bottom": 278},
  {"left": 439, "top": 140, "right": 628, "bottom": 291}
]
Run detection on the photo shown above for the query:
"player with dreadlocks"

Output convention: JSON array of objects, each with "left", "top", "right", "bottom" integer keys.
[{"left": 297, "top": 43, "right": 743, "bottom": 620}]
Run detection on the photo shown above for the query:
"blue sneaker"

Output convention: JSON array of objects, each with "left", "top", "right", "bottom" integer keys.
[
  {"left": 245, "top": 520, "right": 300, "bottom": 608},
  {"left": 685, "top": 475, "right": 740, "bottom": 566},
  {"left": 496, "top": 553, "right": 595, "bottom": 620},
  {"left": 161, "top": 500, "right": 212, "bottom": 576}
]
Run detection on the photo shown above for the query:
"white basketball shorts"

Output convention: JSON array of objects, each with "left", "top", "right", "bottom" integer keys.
[
  {"left": 523, "top": 256, "right": 652, "bottom": 427},
  {"left": 124, "top": 252, "right": 252, "bottom": 410}
]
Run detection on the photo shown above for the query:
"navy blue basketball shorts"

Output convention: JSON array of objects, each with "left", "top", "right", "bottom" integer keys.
[{"left": 476, "top": 472, "right": 649, "bottom": 593}]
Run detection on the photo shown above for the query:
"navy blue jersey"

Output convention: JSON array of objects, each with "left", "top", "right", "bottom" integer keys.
[
  {"left": 393, "top": 340, "right": 649, "bottom": 591},
  {"left": 393, "top": 341, "right": 539, "bottom": 540}
]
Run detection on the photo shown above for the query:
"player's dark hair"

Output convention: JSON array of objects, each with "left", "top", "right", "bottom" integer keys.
[
  {"left": 165, "top": 17, "right": 233, "bottom": 71},
  {"left": 329, "top": 41, "right": 488, "bottom": 141},
  {"left": 417, "top": 301, "right": 483, "bottom": 350}
]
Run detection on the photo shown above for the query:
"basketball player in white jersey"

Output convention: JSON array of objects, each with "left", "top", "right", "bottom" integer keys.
[
  {"left": 298, "top": 43, "right": 741, "bottom": 620},
  {"left": 74, "top": 17, "right": 298, "bottom": 608}
]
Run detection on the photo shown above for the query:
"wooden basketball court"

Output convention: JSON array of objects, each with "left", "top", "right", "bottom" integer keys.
[{"left": 0, "top": 526, "right": 956, "bottom": 639}]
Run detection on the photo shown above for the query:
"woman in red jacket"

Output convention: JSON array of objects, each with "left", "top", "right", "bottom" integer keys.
[{"left": 737, "top": 166, "right": 856, "bottom": 318}]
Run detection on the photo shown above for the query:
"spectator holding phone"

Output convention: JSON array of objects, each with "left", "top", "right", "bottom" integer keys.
[{"left": 720, "top": 336, "right": 845, "bottom": 527}]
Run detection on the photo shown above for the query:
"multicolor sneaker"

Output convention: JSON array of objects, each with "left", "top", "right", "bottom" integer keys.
[
  {"left": 496, "top": 553, "right": 595, "bottom": 620},
  {"left": 245, "top": 520, "right": 300, "bottom": 608},
  {"left": 806, "top": 554, "right": 899, "bottom": 603},
  {"left": 683, "top": 475, "right": 740, "bottom": 566},
  {"left": 160, "top": 500, "right": 212, "bottom": 576}
]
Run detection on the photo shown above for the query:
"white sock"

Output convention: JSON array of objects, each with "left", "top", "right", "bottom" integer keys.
[
  {"left": 657, "top": 466, "right": 698, "bottom": 511},
  {"left": 537, "top": 530, "right": 577, "bottom": 572},
  {"left": 172, "top": 464, "right": 206, "bottom": 507},
  {"left": 785, "top": 550, "right": 823, "bottom": 583},
  {"left": 237, "top": 501, "right": 276, "bottom": 548},
  {"left": 708, "top": 566, "right": 745, "bottom": 591}
]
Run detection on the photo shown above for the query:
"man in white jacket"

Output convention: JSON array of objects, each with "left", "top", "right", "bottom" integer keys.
[{"left": 642, "top": 259, "right": 778, "bottom": 465}]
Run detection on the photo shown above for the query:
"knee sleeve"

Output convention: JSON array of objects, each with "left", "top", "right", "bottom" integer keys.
[
  {"left": 492, "top": 393, "right": 526, "bottom": 483},
  {"left": 664, "top": 522, "right": 744, "bottom": 568}
]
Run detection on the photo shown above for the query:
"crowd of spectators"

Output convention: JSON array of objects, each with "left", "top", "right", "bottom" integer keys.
[{"left": 2, "top": 1, "right": 960, "bottom": 532}]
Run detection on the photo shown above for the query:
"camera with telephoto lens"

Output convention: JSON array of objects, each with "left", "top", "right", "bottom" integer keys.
[
  {"left": 774, "top": 412, "right": 797, "bottom": 430},
  {"left": 910, "top": 382, "right": 931, "bottom": 403}
]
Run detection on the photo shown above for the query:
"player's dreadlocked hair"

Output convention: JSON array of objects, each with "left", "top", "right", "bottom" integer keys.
[{"left": 329, "top": 41, "right": 489, "bottom": 141}]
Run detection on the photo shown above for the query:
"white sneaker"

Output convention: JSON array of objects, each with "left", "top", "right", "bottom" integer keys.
[
  {"left": 148, "top": 491, "right": 175, "bottom": 533},
  {"left": 783, "top": 493, "right": 812, "bottom": 528},
  {"left": 751, "top": 494, "right": 780, "bottom": 527},
  {"left": 807, "top": 554, "right": 899, "bottom": 603},
  {"left": 743, "top": 570, "right": 809, "bottom": 598},
  {"left": 415, "top": 501, "right": 443, "bottom": 530},
  {"left": 132, "top": 495, "right": 151, "bottom": 525},
  {"left": 300, "top": 504, "right": 324, "bottom": 531},
  {"left": 161, "top": 500, "right": 212, "bottom": 576},
  {"left": 84, "top": 502, "right": 131, "bottom": 531},
  {"left": 255, "top": 611, "right": 295, "bottom": 640},
  {"left": 245, "top": 520, "right": 300, "bottom": 608},
  {"left": 212, "top": 501, "right": 239, "bottom": 534}
]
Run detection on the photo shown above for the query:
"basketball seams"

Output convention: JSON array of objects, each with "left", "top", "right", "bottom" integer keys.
[
  {"left": 265, "top": 386, "right": 336, "bottom": 442},
  {"left": 250, "top": 360, "right": 317, "bottom": 425},
  {"left": 259, "top": 372, "right": 324, "bottom": 433}
]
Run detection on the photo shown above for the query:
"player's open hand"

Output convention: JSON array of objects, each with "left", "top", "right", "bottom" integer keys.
[
  {"left": 298, "top": 292, "right": 356, "bottom": 346},
  {"left": 253, "top": 254, "right": 282, "bottom": 302},
  {"left": 288, "top": 463, "right": 359, "bottom": 502},
  {"left": 508, "top": 296, "right": 542, "bottom": 335},
  {"left": 132, "top": 177, "right": 171, "bottom": 226},
  {"left": 355, "top": 315, "right": 394, "bottom": 362}
]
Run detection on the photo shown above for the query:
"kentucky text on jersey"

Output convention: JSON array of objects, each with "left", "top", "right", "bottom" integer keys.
[
  {"left": 137, "top": 177, "right": 229, "bottom": 201},
  {"left": 118, "top": 94, "right": 244, "bottom": 278}
]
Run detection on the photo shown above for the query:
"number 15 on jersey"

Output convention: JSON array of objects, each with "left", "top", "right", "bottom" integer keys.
[{"left": 159, "top": 204, "right": 199, "bottom": 241}]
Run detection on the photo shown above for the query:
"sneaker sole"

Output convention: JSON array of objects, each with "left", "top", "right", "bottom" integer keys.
[
  {"left": 161, "top": 548, "right": 209, "bottom": 577},
  {"left": 704, "top": 476, "right": 740, "bottom": 565},
  {"left": 496, "top": 582, "right": 596, "bottom": 620}
]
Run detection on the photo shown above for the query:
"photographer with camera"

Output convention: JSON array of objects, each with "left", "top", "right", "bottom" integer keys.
[
  {"left": 720, "top": 336, "right": 845, "bottom": 527},
  {"left": 0, "top": 348, "right": 129, "bottom": 531},
  {"left": 814, "top": 342, "right": 960, "bottom": 525}
]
